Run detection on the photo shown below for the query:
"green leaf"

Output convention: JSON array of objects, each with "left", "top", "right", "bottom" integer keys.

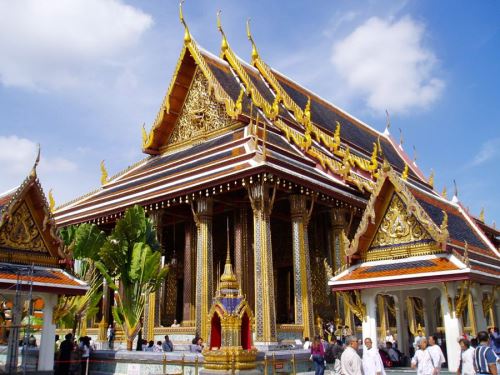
[{"left": 74, "top": 223, "right": 106, "bottom": 260}]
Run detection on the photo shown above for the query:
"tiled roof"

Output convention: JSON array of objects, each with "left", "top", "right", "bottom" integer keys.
[
  {"left": 0, "top": 263, "right": 87, "bottom": 295},
  {"left": 337, "top": 257, "right": 460, "bottom": 282}
]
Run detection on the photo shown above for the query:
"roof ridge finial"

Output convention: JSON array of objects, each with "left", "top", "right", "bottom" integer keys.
[
  {"left": 479, "top": 207, "right": 485, "bottom": 222},
  {"left": 30, "top": 143, "right": 41, "bottom": 177},
  {"left": 398, "top": 127, "right": 404, "bottom": 149},
  {"left": 452, "top": 179, "right": 459, "bottom": 202},
  {"left": 412, "top": 145, "right": 417, "bottom": 164},
  {"left": 246, "top": 18, "right": 260, "bottom": 63},
  {"left": 384, "top": 109, "right": 391, "bottom": 135},
  {"left": 428, "top": 169, "right": 435, "bottom": 188},
  {"left": 100, "top": 160, "right": 109, "bottom": 185},
  {"left": 179, "top": 0, "right": 192, "bottom": 45},
  {"left": 216, "top": 10, "right": 229, "bottom": 54},
  {"left": 48, "top": 189, "right": 55, "bottom": 213}
]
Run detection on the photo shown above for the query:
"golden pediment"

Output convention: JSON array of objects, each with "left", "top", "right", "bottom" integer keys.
[
  {"left": 0, "top": 201, "right": 47, "bottom": 253},
  {"left": 368, "top": 193, "right": 433, "bottom": 254},
  {"left": 167, "top": 69, "right": 234, "bottom": 147}
]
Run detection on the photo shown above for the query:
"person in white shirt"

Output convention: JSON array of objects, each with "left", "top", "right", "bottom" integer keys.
[
  {"left": 385, "top": 331, "right": 396, "bottom": 345},
  {"left": 412, "top": 338, "right": 434, "bottom": 375},
  {"left": 457, "top": 338, "right": 475, "bottom": 375},
  {"left": 363, "top": 337, "right": 386, "bottom": 375},
  {"left": 414, "top": 330, "right": 425, "bottom": 351},
  {"left": 341, "top": 335, "right": 363, "bottom": 375},
  {"left": 428, "top": 335, "right": 446, "bottom": 374},
  {"left": 303, "top": 337, "right": 311, "bottom": 350}
]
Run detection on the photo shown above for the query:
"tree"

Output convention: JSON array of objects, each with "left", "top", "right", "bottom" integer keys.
[
  {"left": 54, "top": 223, "right": 106, "bottom": 335},
  {"left": 96, "top": 205, "right": 168, "bottom": 350}
]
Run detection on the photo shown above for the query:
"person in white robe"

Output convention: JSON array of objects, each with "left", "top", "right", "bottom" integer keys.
[
  {"left": 363, "top": 338, "right": 386, "bottom": 375},
  {"left": 412, "top": 338, "right": 434, "bottom": 375},
  {"left": 428, "top": 335, "right": 446, "bottom": 374}
]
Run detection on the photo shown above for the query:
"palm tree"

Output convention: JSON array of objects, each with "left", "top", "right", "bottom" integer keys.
[{"left": 96, "top": 205, "right": 168, "bottom": 350}]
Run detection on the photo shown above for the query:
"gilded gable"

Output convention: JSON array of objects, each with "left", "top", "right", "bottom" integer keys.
[
  {"left": 0, "top": 201, "right": 47, "bottom": 253},
  {"left": 167, "top": 69, "right": 235, "bottom": 147},
  {"left": 366, "top": 193, "right": 437, "bottom": 261}
]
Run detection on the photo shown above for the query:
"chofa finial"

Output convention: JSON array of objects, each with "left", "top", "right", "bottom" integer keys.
[
  {"left": 179, "top": 0, "right": 191, "bottom": 44},
  {"left": 100, "top": 160, "right": 109, "bottom": 185},
  {"left": 30, "top": 143, "right": 41, "bottom": 177},
  {"left": 246, "top": 18, "right": 260, "bottom": 62},
  {"left": 428, "top": 169, "right": 435, "bottom": 188},
  {"left": 384, "top": 110, "right": 391, "bottom": 135},
  {"left": 216, "top": 10, "right": 228, "bottom": 54},
  {"left": 48, "top": 189, "right": 55, "bottom": 212}
]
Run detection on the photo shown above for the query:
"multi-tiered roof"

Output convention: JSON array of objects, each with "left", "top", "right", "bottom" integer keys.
[{"left": 55, "top": 7, "right": 431, "bottom": 226}]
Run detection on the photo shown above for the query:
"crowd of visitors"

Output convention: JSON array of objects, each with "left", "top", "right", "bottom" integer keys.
[{"left": 307, "top": 326, "right": 500, "bottom": 375}]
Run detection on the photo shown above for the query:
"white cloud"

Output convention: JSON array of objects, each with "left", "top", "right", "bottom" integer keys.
[
  {"left": 0, "top": 0, "right": 153, "bottom": 90},
  {"left": 468, "top": 137, "right": 500, "bottom": 167},
  {"left": 331, "top": 16, "right": 444, "bottom": 114},
  {"left": 0, "top": 135, "right": 77, "bottom": 194}
]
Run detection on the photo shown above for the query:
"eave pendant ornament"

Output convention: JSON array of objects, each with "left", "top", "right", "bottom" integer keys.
[{"left": 203, "top": 222, "right": 257, "bottom": 373}]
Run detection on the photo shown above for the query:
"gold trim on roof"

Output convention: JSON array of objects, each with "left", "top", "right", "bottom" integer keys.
[
  {"left": 346, "top": 165, "right": 448, "bottom": 258},
  {"left": 142, "top": 2, "right": 242, "bottom": 152}
]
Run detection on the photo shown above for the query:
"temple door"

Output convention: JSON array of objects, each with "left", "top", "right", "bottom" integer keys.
[
  {"left": 210, "top": 313, "right": 222, "bottom": 349},
  {"left": 241, "top": 312, "right": 251, "bottom": 350}
]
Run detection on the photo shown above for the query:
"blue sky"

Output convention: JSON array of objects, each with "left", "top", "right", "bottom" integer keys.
[{"left": 0, "top": 0, "right": 499, "bottom": 226}]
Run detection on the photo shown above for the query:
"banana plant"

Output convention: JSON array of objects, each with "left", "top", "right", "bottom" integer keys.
[
  {"left": 95, "top": 205, "right": 168, "bottom": 350},
  {"left": 54, "top": 223, "right": 106, "bottom": 336}
]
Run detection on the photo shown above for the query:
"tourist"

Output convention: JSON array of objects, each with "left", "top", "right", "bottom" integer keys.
[
  {"left": 107, "top": 324, "right": 115, "bottom": 350},
  {"left": 385, "top": 331, "right": 396, "bottom": 346},
  {"left": 190, "top": 337, "right": 204, "bottom": 353},
  {"left": 335, "top": 325, "right": 343, "bottom": 342},
  {"left": 474, "top": 331, "right": 498, "bottom": 375},
  {"left": 56, "top": 333, "right": 73, "bottom": 375},
  {"left": 386, "top": 342, "right": 400, "bottom": 364},
  {"left": 325, "top": 336, "right": 343, "bottom": 375},
  {"left": 411, "top": 338, "right": 434, "bottom": 375},
  {"left": 171, "top": 319, "right": 180, "bottom": 328},
  {"left": 428, "top": 335, "right": 446, "bottom": 374},
  {"left": 154, "top": 341, "right": 163, "bottom": 352},
  {"left": 310, "top": 335, "right": 325, "bottom": 375},
  {"left": 79, "top": 336, "right": 91, "bottom": 375},
  {"left": 340, "top": 335, "right": 363, "bottom": 375},
  {"left": 303, "top": 337, "right": 311, "bottom": 350},
  {"left": 488, "top": 327, "right": 500, "bottom": 356},
  {"left": 457, "top": 338, "right": 475, "bottom": 375},
  {"left": 343, "top": 325, "right": 353, "bottom": 339},
  {"left": 414, "top": 330, "right": 425, "bottom": 351},
  {"left": 162, "top": 335, "right": 174, "bottom": 352},
  {"left": 362, "top": 337, "right": 385, "bottom": 375},
  {"left": 144, "top": 340, "right": 155, "bottom": 352}
]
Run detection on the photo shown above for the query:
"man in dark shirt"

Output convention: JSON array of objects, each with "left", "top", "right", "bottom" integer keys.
[{"left": 56, "top": 333, "right": 73, "bottom": 375}]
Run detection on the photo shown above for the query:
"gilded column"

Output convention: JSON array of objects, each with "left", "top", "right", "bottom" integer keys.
[
  {"left": 289, "top": 194, "right": 315, "bottom": 339},
  {"left": 194, "top": 198, "right": 213, "bottom": 339},
  {"left": 234, "top": 208, "right": 249, "bottom": 296},
  {"left": 248, "top": 182, "right": 277, "bottom": 344},
  {"left": 182, "top": 222, "right": 194, "bottom": 325},
  {"left": 331, "top": 208, "right": 348, "bottom": 324}
]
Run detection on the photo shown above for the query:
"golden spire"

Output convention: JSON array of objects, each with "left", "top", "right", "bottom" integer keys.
[
  {"left": 479, "top": 207, "right": 485, "bottom": 222},
  {"left": 402, "top": 163, "right": 409, "bottom": 180},
  {"left": 30, "top": 143, "right": 41, "bottom": 177},
  {"left": 220, "top": 217, "right": 238, "bottom": 289},
  {"left": 441, "top": 186, "right": 447, "bottom": 198},
  {"left": 100, "top": 160, "right": 109, "bottom": 185},
  {"left": 246, "top": 18, "right": 259, "bottom": 63},
  {"left": 217, "top": 10, "right": 229, "bottom": 55},
  {"left": 179, "top": 0, "right": 192, "bottom": 45},
  {"left": 428, "top": 169, "right": 435, "bottom": 188},
  {"left": 48, "top": 189, "right": 55, "bottom": 213}
]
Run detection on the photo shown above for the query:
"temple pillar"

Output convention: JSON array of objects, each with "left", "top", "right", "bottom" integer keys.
[
  {"left": 471, "top": 285, "right": 487, "bottom": 332},
  {"left": 6, "top": 292, "right": 24, "bottom": 371},
  {"left": 361, "top": 289, "right": 378, "bottom": 344},
  {"left": 248, "top": 182, "right": 277, "bottom": 345},
  {"left": 144, "top": 292, "right": 155, "bottom": 340},
  {"left": 440, "top": 283, "right": 461, "bottom": 372},
  {"left": 234, "top": 208, "right": 250, "bottom": 300},
  {"left": 194, "top": 198, "right": 213, "bottom": 339},
  {"left": 38, "top": 294, "right": 57, "bottom": 372},
  {"left": 394, "top": 293, "right": 406, "bottom": 353},
  {"left": 289, "top": 194, "right": 315, "bottom": 339},
  {"left": 182, "top": 222, "right": 195, "bottom": 325}
]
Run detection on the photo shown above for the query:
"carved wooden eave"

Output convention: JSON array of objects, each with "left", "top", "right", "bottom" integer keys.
[
  {"left": 345, "top": 166, "right": 448, "bottom": 261},
  {"left": 0, "top": 171, "right": 64, "bottom": 266}
]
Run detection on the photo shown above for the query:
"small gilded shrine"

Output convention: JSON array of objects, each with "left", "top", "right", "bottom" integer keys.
[{"left": 203, "top": 228, "right": 257, "bottom": 373}]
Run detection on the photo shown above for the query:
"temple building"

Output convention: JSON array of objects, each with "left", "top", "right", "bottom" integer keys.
[
  {"left": 53, "top": 6, "right": 499, "bottom": 370},
  {"left": 0, "top": 155, "right": 87, "bottom": 372}
]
